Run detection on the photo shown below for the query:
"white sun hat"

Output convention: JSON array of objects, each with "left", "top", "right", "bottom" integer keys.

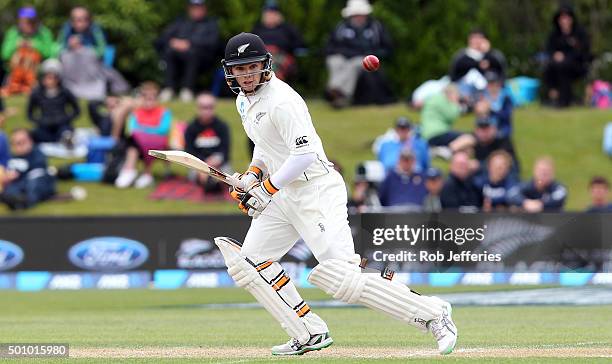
[{"left": 341, "top": 0, "right": 373, "bottom": 18}]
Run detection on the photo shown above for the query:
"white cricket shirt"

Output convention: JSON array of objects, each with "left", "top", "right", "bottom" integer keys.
[{"left": 235, "top": 74, "right": 332, "bottom": 182}]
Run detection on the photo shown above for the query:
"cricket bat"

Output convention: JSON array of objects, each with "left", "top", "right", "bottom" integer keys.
[{"left": 148, "top": 150, "right": 239, "bottom": 187}]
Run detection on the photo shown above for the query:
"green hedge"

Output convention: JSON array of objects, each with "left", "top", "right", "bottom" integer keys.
[{"left": 1, "top": 0, "right": 610, "bottom": 96}]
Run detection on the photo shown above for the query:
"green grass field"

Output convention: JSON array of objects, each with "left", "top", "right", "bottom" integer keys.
[
  {"left": 1, "top": 287, "right": 611, "bottom": 363},
  {"left": 1, "top": 96, "right": 611, "bottom": 215}
]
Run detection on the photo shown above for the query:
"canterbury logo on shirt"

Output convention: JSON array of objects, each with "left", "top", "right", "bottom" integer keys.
[{"left": 295, "top": 136, "right": 309, "bottom": 147}]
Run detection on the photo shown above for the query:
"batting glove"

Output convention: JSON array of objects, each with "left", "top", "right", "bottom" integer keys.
[
  {"left": 239, "top": 178, "right": 279, "bottom": 218},
  {"left": 229, "top": 166, "right": 265, "bottom": 202}
]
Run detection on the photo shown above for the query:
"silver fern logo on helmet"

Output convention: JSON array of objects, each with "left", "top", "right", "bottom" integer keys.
[{"left": 237, "top": 43, "right": 250, "bottom": 55}]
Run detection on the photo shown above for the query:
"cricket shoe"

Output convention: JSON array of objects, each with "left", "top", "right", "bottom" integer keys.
[
  {"left": 427, "top": 299, "right": 457, "bottom": 355},
  {"left": 271, "top": 332, "right": 333, "bottom": 355}
]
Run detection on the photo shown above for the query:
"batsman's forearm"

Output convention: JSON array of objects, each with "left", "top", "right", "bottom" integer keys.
[{"left": 269, "top": 152, "right": 316, "bottom": 189}]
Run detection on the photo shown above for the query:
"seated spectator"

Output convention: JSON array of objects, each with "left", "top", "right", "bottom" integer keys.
[
  {"left": 115, "top": 82, "right": 172, "bottom": 189},
  {"left": 325, "top": 0, "right": 393, "bottom": 108},
  {"left": 27, "top": 59, "right": 80, "bottom": 143},
  {"left": 184, "top": 92, "right": 230, "bottom": 194},
  {"left": 378, "top": 149, "right": 427, "bottom": 209},
  {"left": 252, "top": 1, "right": 306, "bottom": 82},
  {"left": 0, "top": 114, "right": 8, "bottom": 168},
  {"left": 420, "top": 85, "right": 474, "bottom": 153},
  {"left": 480, "top": 71, "right": 513, "bottom": 138},
  {"left": 440, "top": 151, "right": 482, "bottom": 212},
  {"left": 480, "top": 150, "right": 519, "bottom": 212},
  {"left": 0, "top": 128, "right": 55, "bottom": 210},
  {"left": 348, "top": 164, "right": 382, "bottom": 213},
  {"left": 1, "top": 7, "right": 57, "bottom": 95},
  {"left": 377, "top": 117, "right": 429, "bottom": 173},
  {"left": 157, "top": 0, "right": 222, "bottom": 103},
  {"left": 471, "top": 116, "right": 519, "bottom": 180},
  {"left": 449, "top": 28, "right": 506, "bottom": 103},
  {"left": 542, "top": 5, "right": 591, "bottom": 108},
  {"left": 585, "top": 176, "right": 612, "bottom": 212},
  {"left": 508, "top": 156, "right": 567, "bottom": 212},
  {"left": 58, "top": 6, "right": 108, "bottom": 101},
  {"left": 423, "top": 167, "right": 444, "bottom": 213}
]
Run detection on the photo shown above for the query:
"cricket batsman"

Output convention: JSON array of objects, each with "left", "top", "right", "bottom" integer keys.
[{"left": 214, "top": 32, "right": 457, "bottom": 356}]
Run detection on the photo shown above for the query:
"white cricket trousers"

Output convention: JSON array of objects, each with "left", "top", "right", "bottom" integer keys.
[{"left": 241, "top": 170, "right": 357, "bottom": 264}]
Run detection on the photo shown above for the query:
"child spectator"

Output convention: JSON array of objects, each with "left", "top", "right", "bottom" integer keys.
[
  {"left": 423, "top": 167, "right": 444, "bottom": 213},
  {"left": 115, "top": 82, "right": 172, "bottom": 189},
  {"left": 585, "top": 176, "right": 612, "bottom": 212},
  {"left": 480, "top": 150, "right": 519, "bottom": 212},
  {"left": 252, "top": 0, "right": 306, "bottom": 81},
  {"left": 508, "top": 156, "right": 567, "bottom": 212},
  {"left": 377, "top": 117, "right": 429, "bottom": 173},
  {"left": 440, "top": 151, "right": 482, "bottom": 212},
  {"left": 420, "top": 85, "right": 474, "bottom": 154},
  {"left": 184, "top": 92, "right": 231, "bottom": 194},
  {"left": 27, "top": 59, "right": 80, "bottom": 143},
  {"left": 1, "top": 6, "right": 57, "bottom": 95},
  {"left": 378, "top": 149, "right": 427, "bottom": 209},
  {"left": 481, "top": 71, "right": 513, "bottom": 138},
  {"left": 0, "top": 128, "right": 55, "bottom": 210}
]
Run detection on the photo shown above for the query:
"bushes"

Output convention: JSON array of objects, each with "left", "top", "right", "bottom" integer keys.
[{"left": 1, "top": 0, "right": 610, "bottom": 96}]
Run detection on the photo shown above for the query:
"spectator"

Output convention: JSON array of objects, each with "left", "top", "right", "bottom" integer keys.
[
  {"left": 423, "top": 167, "right": 444, "bottom": 213},
  {"left": 325, "top": 0, "right": 393, "bottom": 108},
  {"left": 0, "top": 128, "right": 55, "bottom": 210},
  {"left": 480, "top": 150, "right": 518, "bottom": 212},
  {"left": 27, "top": 59, "right": 80, "bottom": 144},
  {"left": 1, "top": 7, "right": 57, "bottom": 95},
  {"left": 508, "top": 156, "right": 567, "bottom": 212},
  {"left": 471, "top": 117, "right": 519, "bottom": 180},
  {"left": 348, "top": 164, "right": 382, "bottom": 213},
  {"left": 585, "top": 176, "right": 612, "bottom": 212},
  {"left": 480, "top": 71, "right": 513, "bottom": 138},
  {"left": 184, "top": 92, "right": 231, "bottom": 193},
  {"left": 157, "top": 0, "right": 222, "bottom": 103},
  {"left": 440, "top": 151, "right": 482, "bottom": 212},
  {"left": 377, "top": 117, "right": 429, "bottom": 173},
  {"left": 542, "top": 5, "right": 591, "bottom": 108},
  {"left": 58, "top": 6, "right": 107, "bottom": 58},
  {"left": 450, "top": 29, "right": 507, "bottom": 81},
  {"left": 115, "top": 82, "right": 172, "bottom": 189},
  {"left": 0, "top": 99, "right": 8, "bottom": 167},
  {"left": 378, "top": 149, "right": 427, "bottom": 209},
  {"left": 58, "top": 6, "right": 108, "bottom": 101},
  {"left": 252, "top": 0, "right": 306, "bottom": 82},
  {"left": 420, "top": 85, "right": 474, "bottom": 153}
]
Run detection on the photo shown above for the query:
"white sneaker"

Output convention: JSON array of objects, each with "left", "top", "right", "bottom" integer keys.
[
  {"left": 115, "top": 169, "right": 138, "bottom": 188},
  {"left": 271, "top": 332, "right": 333, "bottom": 356},
  {"left": 179, "top": 88, "right": 194, "bottom": 103},
  {"left": 134, "top": 173, "right": 154, "bottom": 189},
  {"left": 159, "top": 88, "right": 174, "bottom": 102},
  {"left": 428, "top": 299, "right": 458, "bottom": 355}
]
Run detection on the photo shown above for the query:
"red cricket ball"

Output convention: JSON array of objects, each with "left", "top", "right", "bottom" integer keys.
[{"left": 362, "top": 55, "right": 380, "bottom": 72}]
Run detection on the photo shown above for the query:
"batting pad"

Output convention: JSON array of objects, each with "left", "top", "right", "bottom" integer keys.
[
  {"left": 308, "top": 259, "right": 444, "bottom": 331},
  {"left": 214, "top": 237, "right": 310, "bottom": 344}
]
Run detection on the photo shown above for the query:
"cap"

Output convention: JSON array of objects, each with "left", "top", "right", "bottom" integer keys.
[
  {"left": 399, "top": 148, "right": 415, "bottom": 160},
  {"left": 395, "top": 117, "right": 412, "bottom": 129},
  {"left": 475, "top": 116, "right": 497, "bottom": 128},
  {"left": 263, "top": 0, "right": 280, "bottom": 11},
  {"left": 40, "top": 58, "right": 63, "bottom": 76},
  {"left": 18, "top": 7, "right": 37, "bottom": 19},
  {"left": 425, "top": 167, "right": 443, "bottom": 179},
  {"left": 484, "top": 71, "right": 502, "bottom": 83},
  {"left": 341, "top": 0, "right": 372, "bottom": 18},
  {"left": 188, "top": 0, "right": 205, "bottom": 6}
]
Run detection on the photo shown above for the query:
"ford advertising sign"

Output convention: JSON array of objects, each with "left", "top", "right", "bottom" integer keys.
[
  {"left": 0, "top": 240, "right": 24, "bottom": 271},
  {"left": 68, "top": 237, "right": 149, "bottom": 271}
]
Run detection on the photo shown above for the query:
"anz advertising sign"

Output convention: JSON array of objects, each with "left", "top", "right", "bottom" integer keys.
[{"left": 68, "top": 237, "right": 149, "bottom": 272}]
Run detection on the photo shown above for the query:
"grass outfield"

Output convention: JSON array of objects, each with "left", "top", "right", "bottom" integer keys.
[
  {"left": 1, "top": 96, "right": 612, "bottom": 215},
  {"left": 1, "top": 287, "right": 611, "bottom": 363}
]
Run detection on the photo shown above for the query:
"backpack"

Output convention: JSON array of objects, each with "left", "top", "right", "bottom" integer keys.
[{"left": 591, "top": 80, "right": 612, "bottom": 109}]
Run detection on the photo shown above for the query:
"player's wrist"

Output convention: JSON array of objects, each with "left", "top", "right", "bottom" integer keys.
[{"left": 261, "top": 178, "right": 279, "bottom": 196}]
